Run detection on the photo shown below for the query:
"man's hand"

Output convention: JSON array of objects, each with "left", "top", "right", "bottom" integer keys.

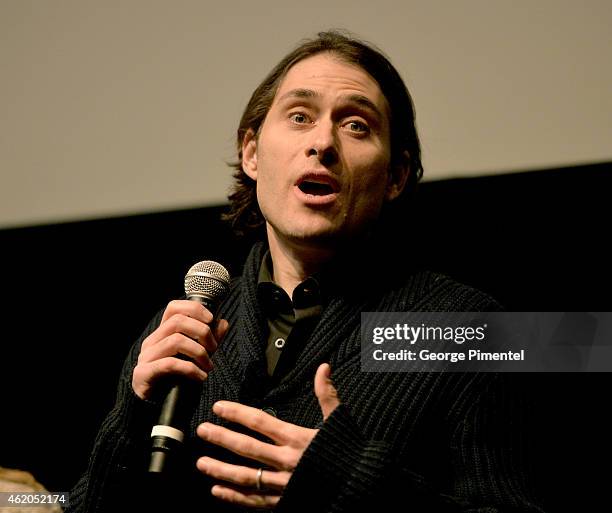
[
  {"left": 132, "top": 300, "right": 229, "bottom": 400},
  {"left": 196, "top": 363, "right": 340, "bottom": 509}
]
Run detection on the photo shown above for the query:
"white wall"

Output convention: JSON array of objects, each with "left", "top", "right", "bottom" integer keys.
[{"left": 1, "top": 0, "right": 610, "bottom": 228}]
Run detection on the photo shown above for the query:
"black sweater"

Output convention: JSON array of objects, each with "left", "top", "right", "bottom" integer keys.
[{"left": 68, "top": 242, "right": 543, "bottom": 512}]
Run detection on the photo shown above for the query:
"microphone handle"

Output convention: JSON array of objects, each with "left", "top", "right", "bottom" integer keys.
[{"left": 148, "top": 295, "right": 217, "bottom": 473}]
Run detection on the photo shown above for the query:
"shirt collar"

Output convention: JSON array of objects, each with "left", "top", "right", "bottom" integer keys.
[{"left": 257, "top": 251, "right": 323, "bottom": 314}]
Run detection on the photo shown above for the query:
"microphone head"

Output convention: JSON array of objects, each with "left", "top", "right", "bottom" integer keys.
[{"left": 184, "top": 260, "right": 230, "bottom": 303}]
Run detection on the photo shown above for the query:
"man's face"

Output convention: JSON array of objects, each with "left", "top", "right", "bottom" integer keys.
[{"left": 242, "top": 52, "right": 407, "bottom": 253}]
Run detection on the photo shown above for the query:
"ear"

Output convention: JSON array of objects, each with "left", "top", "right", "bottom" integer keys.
[
  {"left": 385, "top": 150, "right": 411, "bottom": 201},
  {"left": 241, "top": 129, "right": 258, "bottom": 180}
]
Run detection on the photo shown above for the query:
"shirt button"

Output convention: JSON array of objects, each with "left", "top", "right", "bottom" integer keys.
[
  {"left": 262, "top": 407, "right": 277, "bottom": 417},
  {"left": 274, "top": 337, "right": 286, "bottom": 349}
]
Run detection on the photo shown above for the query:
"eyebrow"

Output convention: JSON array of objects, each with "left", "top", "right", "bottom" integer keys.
[{"left": 277, "top": 88, "right": 385, "bottom": 121}]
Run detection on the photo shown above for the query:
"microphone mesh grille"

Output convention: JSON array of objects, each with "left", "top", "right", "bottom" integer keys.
[{"left": 184, "top": 260, "right": 230, "bottom": 298}]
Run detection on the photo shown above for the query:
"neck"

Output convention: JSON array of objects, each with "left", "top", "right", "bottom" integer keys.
[{"left": 266, "top": 228, "right": 337, "bottom": 297}]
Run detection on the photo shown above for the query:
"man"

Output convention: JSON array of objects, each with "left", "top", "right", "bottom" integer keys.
[{"left": 68, "top": 31, "right": 543, "bottom": 512}]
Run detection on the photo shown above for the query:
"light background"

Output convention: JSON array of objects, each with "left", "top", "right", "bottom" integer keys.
[{"left": 1, "top": 0, "right": 610, "bottom": 228}]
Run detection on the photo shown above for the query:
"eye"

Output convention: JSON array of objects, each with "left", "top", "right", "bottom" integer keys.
[
  {"left": 289, "top": 112, "right": 311, "bottom": 125},
  {"left": 344, "top": 120, "right": 370, "bottom": 134}
]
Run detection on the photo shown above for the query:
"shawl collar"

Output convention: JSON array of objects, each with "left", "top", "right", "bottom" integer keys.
[
  {"left": 207, "top": 242, "right": 269, "bottom": 405},
  {"left": 235, "top": 242, "right": 396, "bottom": 404}
]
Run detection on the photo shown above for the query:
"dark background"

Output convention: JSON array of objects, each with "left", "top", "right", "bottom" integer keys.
[{"left": 1, "top": 162, "right": 610, "bottom": 511}]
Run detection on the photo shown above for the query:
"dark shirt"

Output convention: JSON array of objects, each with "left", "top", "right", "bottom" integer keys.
[
  {"left": 67, "top": 242, "right": 542, "bottom": 513},
  {"left": 257, "top": 251, "right": 323, "bottom": 378}
]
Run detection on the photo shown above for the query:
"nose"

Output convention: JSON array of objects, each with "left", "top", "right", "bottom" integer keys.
[{"left": 305, "top": 120, "right": 338, "bottom": 167}]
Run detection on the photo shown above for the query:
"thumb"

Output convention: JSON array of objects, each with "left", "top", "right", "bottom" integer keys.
[
  {"left": 314, "top": 363, "right": 340, "bottom": 420},
  {"left": 214, "top": 318, "right": 230, "bottom": 342}
]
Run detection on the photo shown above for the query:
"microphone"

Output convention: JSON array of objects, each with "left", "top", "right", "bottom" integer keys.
[{"left": 148, "top": 260, "right": 230, "bottom": 473}]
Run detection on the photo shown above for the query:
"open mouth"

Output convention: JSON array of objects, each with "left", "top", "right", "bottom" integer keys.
[
  {"left": 296, "top": 173, "right": 339, "bottom": 197},
  {"left": 298, "top": 181, "right": 336, "bottom": 196}
]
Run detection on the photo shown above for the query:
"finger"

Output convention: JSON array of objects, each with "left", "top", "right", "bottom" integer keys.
[
  {"left": 314, "top": 363, "right": 340, "bottom": 420},
  {"left": 196, "top": 457, "right": 290, "bottom": 492},
  {"left": 210, "top": 485, "right": 280, "bottom": 510},
  {"left": 132, "top": 357, "right": 207, "bottom": 399},
  {"left": 161, "top": 299, "right": 213, "bottom": 324},
  {"left": 210, "top": 401, "right": 308, "bottom": 446},
  {"left": 197, "top": 423, "right": 287, "bottom": 470},
  {"left": 214, "top": 318, "right": 230, "bottom": 344},
  {"left": 139, "top": 333, "right": 213, "bottom": 371},
  {"left": 148, "top": 356, "right": 207, "bottom": 381},
  {"left": 154, "top": 314, "right": 219, "bottom": 354}
]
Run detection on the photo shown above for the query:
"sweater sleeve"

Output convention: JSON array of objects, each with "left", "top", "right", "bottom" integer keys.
[
  {"left": 66, "top": 310, "right": 164, "bottom": 513},
  {"left": 276, "top": 375, "right": 545, "bottom": 513}
]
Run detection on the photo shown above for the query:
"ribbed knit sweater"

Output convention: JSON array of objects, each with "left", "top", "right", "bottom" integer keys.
[{"left": 68, "top": 242, "right": 544, "bottom": 512}]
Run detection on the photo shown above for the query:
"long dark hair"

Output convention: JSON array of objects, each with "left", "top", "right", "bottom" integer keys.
[{"left": 223, "top": 30, "right": 423, "bottom": 238}]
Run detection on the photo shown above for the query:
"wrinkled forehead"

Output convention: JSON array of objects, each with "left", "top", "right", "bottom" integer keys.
[{"left": 272, "top": 52, "right": 390, "bottom": 118}]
